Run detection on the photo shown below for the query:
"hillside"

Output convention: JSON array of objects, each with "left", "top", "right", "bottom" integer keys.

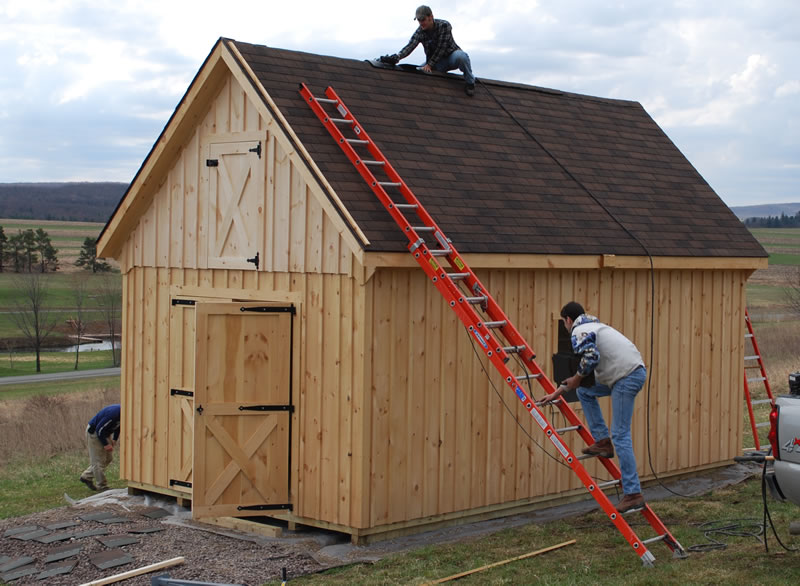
[
  {"left": 0, "top": 182, "right": 126, "bottom": 223},
  {"left": 730, "top": 202, "right": 800, "bottom": 221}
]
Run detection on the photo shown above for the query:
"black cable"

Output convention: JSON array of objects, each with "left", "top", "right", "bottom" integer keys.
[
  {"left": 686, "top": 518, "right": 764, "bottom": 553},
  {"left": 760, "top": 457, "right": 798, "bottom": 553},
  {"left": 463, "top": 325, "right": 568, "bottom": 469},
  {"left": 477, "top": 79, "right": 691, "bottom": 498}
]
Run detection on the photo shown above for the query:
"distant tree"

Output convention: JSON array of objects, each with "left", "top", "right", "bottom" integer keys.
[
  {"left": 97, "top": 273, "right": 122, "bottom": 367},
  {"left": 7, "top": 232, "right": 24, "bottom": 272},
  {"left": 10, "top": 273, "right": 59, "bottom": 373},
  {"left": 75, "top": 237, "right": 111, "bottom": 273},
  {"left": 35, "top": 228, "right": 59, "bottom": 272},
  {"left": 0, "top": 226, "right": 6, "bottom": 273},
  {"left": 69, "top": 274, "right": 89, "bottom": 370},
  {"left": 19, "top": 229, "right": 38, "bottom": 272}
]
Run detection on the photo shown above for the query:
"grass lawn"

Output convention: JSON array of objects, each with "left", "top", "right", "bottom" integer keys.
[
  {"left": 0, "top": 375, "right": 120, "bottom": 401},
  {"left": 0, "top": 349, "right": 117, "bottom": 378},
  {"left": 0, "top": 450, "right": 125, "bottom": 520}
]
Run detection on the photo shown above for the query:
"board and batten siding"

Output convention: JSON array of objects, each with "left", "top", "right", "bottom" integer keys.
[
  {"left": 362, "top": 266, "right": 747, "bottom": 527},
  {"left": 119, "top": 267, "right": 368, "bottom": 528},
  {"left": 116, "top": 70, "right": 354, "bottom": 278}
]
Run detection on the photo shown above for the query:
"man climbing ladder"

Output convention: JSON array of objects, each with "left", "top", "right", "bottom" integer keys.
[{"left": 299, "top": 82, "right": 686, "bottom": 566}]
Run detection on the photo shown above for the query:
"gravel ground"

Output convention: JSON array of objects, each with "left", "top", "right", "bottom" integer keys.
[{"left": 0, "top": 490, "right": 331, "bottom": 585}]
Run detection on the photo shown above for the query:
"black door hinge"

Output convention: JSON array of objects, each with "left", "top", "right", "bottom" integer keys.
[
  {"left": 238, "top": 404, "right": 294, "bottom": 413},
  {"left": 249, "top": 142, "right": 262, "bottom": 158},
  {"left": 170, "top": 479, "right": 192, "bottom": 488},
  {"left": 171, "top": 298, "right": 196, "bottom": 306},
  {"left": 206, "top": 159, "right": 219, "bottom": 167},
  {"left": 246, "top": 251, "right": 259, "bottom": 270},
  {"left": 170, "top": 389, "right": 194, "bottom": 397},
  {"left": 240, "top": 306, "right": 296, "bottom": 314}
]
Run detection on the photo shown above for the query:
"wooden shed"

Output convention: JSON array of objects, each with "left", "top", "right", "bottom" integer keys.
[{"left": 97, "top": 38, "right": 768, "bottom": 542}]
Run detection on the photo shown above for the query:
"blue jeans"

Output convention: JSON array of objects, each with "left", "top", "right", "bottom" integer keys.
[
  {"left": 432, "top": 49, "right": 475, "bottom": 85},
  {"left": 577, "top": 366, "right": 646, "bottom": 495}
]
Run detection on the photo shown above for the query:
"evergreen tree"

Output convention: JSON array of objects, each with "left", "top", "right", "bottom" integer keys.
[
  {"left": 35, "top": 228, "right": 59, "bottom": 272},
  {"left": 0, "top": 226, "right": 6, "bottom": 273},
  {"left": 75, "top": 237, "right": 111, "bottom": 273}
]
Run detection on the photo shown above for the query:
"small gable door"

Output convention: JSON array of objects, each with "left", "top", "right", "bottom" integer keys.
[
  {"left": 192, "top": 302, "right": 294, "bottom": 518},
  {"left": 207, "top": 140, "right": 265, "bottom": 270}
]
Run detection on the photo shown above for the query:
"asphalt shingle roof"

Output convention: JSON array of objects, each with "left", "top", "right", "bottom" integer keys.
[{"left": 232, "top": 40, "right": 766, "bottom": 258}]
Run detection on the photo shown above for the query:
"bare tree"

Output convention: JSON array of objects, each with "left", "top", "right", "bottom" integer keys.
[
  {"left": 69, "top": 274, "right": 89, "bottom": 370},
  {"left": 10, "top": 273, "right": 59, "bottom": 372},
  {"left": 97, "top": 273, "right": 122, "bottom": 367}
]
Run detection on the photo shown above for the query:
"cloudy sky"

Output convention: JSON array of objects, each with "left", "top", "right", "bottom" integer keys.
[{"left": 1, "top": 0, "right": 798, "bottom": 207}]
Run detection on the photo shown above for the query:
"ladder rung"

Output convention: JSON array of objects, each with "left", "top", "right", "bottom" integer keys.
[
  {"left": 502, "top": 345, "right": 526, "bottom": 354},
  {"left": 516, "top": 372, "right": 542, "bottom": 381},
  {"left": 744, "top": 355, "right": 760, "bottom": 361},
  {"left": 379, "top": 182, "right": 402, "bottom": 187},
  {"left": 413, "top": 226, "right": 435, "bottom": 232},
  {"left": 483, "top": 321, "right": 507, "bottom": 329},
  {"left": 363, "top": 160, "right": 385, "bottom": 166},
  {"left": 747, "top": 377, "right": 766, "bottom": 383},
  {"left": 745, "top": 333, "right": 754, "bottom": 338},
  {"left": 597, "top": 479, "right": 621, "bottom": 490},
  {"left": 330, "top": 118, "right": 353, "bottom": 124},
  {"left": 751, "top": 399, "right": 772, "bottom": 405},
  {"left": 430, "top": 249, "right": 451, "bottom": 257},
  {"left": 756, "top": 422, "right": 771, "bottom": 428},
  {"left": 448, "top": 272, "right": 470, "bottom": 281},
  {"left": 346, "top": 138, "right": 369, "bottom": 145},
  {"left": 315, "top": 97, "right": 338, "bottom": 104},
  {"left": 466, "top": 296, "right": 488, "bottom": 305},
  {"left": 642, "top": 534, "right": 668, "bottom": 546},
  {"left": 555, "top": 425, "right": 580, "bottom": 434},
  {"left": 394, "top": 203, "right": 418, "bottom": 210}
]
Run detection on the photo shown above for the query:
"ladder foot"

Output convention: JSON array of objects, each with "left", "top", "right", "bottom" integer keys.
[{"left": 640, "top": 551, "right": 656, "bottom": 567}]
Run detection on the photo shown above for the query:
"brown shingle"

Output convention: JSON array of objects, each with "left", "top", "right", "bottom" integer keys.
[{"left": 233, "top": 40, "right": 766, "bottom": 259}]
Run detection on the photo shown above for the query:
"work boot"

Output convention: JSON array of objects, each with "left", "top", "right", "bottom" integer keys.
[
  {"left": 582, "top": 437, "right": 614, "bottom": 459},
  {"left": 465, "top": 83, "right": 475, "bottom": 97},
  {"left": 617, "top": 492, "right": 645, "bottom": 514},
  {"left": 79, "top": 476, "right": 97, "bottom": 491}
]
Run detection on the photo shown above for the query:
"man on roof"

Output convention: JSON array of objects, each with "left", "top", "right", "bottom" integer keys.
[{"left": 381, "top": 5, "right": 476, "bottom": 96}]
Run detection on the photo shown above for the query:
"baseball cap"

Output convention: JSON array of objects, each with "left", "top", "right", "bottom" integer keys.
[{"left": 415, "top": 5, "right": 432, "bottom": 20}]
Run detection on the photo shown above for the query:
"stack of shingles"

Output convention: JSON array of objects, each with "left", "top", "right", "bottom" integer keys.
[{"left": 0, "top": 507, "right": 167, "bottom": 582}]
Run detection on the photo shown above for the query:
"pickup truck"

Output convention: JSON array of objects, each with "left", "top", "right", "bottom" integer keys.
[{"left": 766, "top": 392, "right": 800, "bottom": 506}]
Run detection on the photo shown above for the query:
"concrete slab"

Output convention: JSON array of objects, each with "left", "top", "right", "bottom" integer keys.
[
  {"left": 35, "top": 530, "right": 78, "bottom": 544},
  {"left": 97, "top": 516, "right": 129, "bottom": 524},
  {"left": 2, "top": 525, "right": 39, "bottom": 537},
  {"left": 0, "top": 556, "right": 10, "bottom": 566},
  {"left": 73, "top": 528, "right": 110, "bottom": 539},
  {"left": 129, "top": 526, "right": 165, "bottom": 534},
  {"left": 0, "top": 563, "right": 38, "bottom": 582},
  {"left": 44, "top": 543, "right": 83, "bottom": 563},
  {"left": 45, "top": 520, "right": 80, "bottom": 530},
  {"left": 89, "top": 548, "right": 134, "bottom": 570},
  {"left": 9, "top": 529, "right": 50, "bottom": 541},
  {"left": 140, "top": 507, "right": 171, "bottom": 519},
  {"left": 0, "top": 556, "right": 35, "bottom": 573},
  {"left": 97, "top": 535, "right": 140, "bottom": 548},
  {"left": 36, "top": 560, "right": 77, "bottom": 580}
]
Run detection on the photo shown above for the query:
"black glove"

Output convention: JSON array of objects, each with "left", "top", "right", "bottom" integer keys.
[{"left": 379, "top": 54, "right": 399, "bottom": 66}]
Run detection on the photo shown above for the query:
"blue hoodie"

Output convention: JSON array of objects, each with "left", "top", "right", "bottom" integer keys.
[{"left": 88, "top": 404, "right": 121, "bottom": 447}]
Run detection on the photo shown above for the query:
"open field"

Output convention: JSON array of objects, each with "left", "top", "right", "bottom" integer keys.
[{"left": 0, "top": 218, "right": 108, "bottom": 272}]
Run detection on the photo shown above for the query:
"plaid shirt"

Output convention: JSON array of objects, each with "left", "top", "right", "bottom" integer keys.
[{"left": 397, "top": 19, "right": 461, "bottom": 67}]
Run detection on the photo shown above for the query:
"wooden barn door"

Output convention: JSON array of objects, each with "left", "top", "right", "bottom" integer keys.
[
  {"left": 167, "top": 299, "right": 196, "bottom": 494},
  {"left": 207, "top": 139, "right": 265, "bottom": 270},
  {"left": 192, "top": 302, "right": 294, "bottom": 518}
]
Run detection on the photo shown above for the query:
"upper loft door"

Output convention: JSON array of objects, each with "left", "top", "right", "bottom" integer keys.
[{"left": 207, "top": 140, "right": 265, "bottom": 270}]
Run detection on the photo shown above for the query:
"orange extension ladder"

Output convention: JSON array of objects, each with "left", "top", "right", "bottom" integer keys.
[
  {"left": 300, "top": 83, "right": 686, "bottom": 566},
  {"left": 743, "top": 309, "right": 775, "bottom": 452}
]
